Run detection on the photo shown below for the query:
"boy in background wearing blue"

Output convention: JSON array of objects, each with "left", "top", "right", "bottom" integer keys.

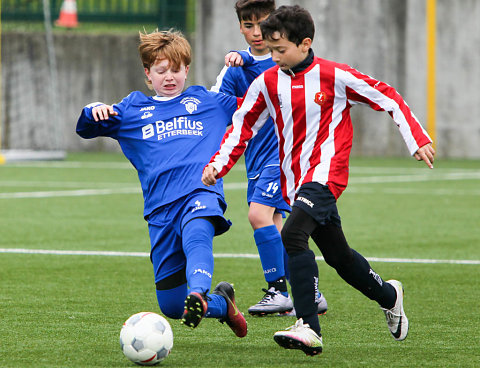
[
  {"left": 204, "top": 5, "right": 435, "bottom": 355},
  {"left": 76, "top": 30, "right": 252, "bottom": 338},
  {"left": 212, "top": 0, "right": 327, "bottom": 317}
]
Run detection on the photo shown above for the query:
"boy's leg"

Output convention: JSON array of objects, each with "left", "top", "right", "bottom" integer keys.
[
  {"left": 180, "top": 191, "right": 247, "bottom": 336},
  {"left": 155, "top": 276, "right": 188, "bottom": 319},
  {"left": 181, "top": 217, "right": 228, "bottom": 325},
  {"left": 311, "top": 224, "right": 408, "bottom": 340},
  {"left": 311, "top": 224, "right": 396, "bottom": 309},
  {"left": 281, "top": 206, "right": 322, "bottom": 334},
  {"left": 247, "top": 170, "right": 292, "bottom": 315}
]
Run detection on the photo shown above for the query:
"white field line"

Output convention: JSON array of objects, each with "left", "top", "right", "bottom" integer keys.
[
  {"left": 5, "top": 160, "right": 478, "bottom": 173},
  {"left": 5, "top": 160, "right": 247, "bottom": 172},
  {"left": 0, "top": 248, "right": 478, "bottom": 265},
  {"left": 2, "top": 176, "right": 480, "bottom": 199},
  {"left": 0, "top": 187, "right": 141, "bottom": 199}
]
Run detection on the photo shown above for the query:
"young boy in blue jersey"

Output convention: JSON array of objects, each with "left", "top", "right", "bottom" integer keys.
[
  {"left": 76, "top": 30, "right": 251, "bottom": 338},
  {"left": 212, "top": 0, "right": 327, "bottom": 317}
]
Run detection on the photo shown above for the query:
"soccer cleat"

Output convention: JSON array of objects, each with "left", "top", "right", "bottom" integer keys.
[
  {"left": 212, "top": 281, "right": 248, "bottom": 337},
  {"left": 273, "top": 318, "right": 323, "bottom": 356},
  {"left": 381, "top": 280, "right": 409, "bottom": 341},
  {"left": 283, "top": 292, "right": 328, "bottom": 317},
  {"left": 181, "top": 291, "right": 208, "bottom": 329},
  {"left": 248, "top": 287, "right": 294, "bottom": 316}
]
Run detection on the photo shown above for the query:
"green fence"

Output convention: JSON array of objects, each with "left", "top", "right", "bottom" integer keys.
[{"left": 1, "top": 0, "right": 191, "bottom": 32}]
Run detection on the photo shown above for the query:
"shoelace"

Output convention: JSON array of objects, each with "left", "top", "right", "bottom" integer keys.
[
  {"left": 384, "top": 309, "right": 400, "bottom": 320},
  {"left": 285, "top": 319, "right": 308, "bottom": 332},
  {"left": 200, "top": 289, "right": 212, "bottom": 302},
  {"left": 256, "top": 288, "right": 278, "bottom": 305}
]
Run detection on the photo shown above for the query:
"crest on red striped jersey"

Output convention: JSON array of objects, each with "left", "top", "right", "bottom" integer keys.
[{"left": 314, "top": 91, "right": 326, "bottom": 106}]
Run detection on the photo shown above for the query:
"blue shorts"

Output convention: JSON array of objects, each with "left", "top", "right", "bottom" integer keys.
[
  {"left": 147, "top": 189, "right": 231, "bottom": 283},
  {"left": 247, "top": 165, "right": 291, "bottom": 216}
]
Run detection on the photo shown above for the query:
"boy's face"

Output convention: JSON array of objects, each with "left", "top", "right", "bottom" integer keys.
[
  {"left": 239, "top": 14, "right": 270, "bottom": 56},
  {"left": 266, "top": 31, "right": 312, "bottom": 71},
  {"left": 145, "top": 59, "right": 189, "bottom": 97}
]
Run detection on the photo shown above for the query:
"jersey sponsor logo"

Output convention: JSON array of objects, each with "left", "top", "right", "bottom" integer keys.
[
  {"left": 142, "top": 117, "right": 204, "bottom": 140},
  {"left": 141, "top": 111, "right": 153, "bottom": 119},
  {"left": 297, "top": 196, "right": 314, "bottom": 208},
  {"left": 314, "top": 91, "right": 327, "bottom": 106},
  {"left": 180, "top": 96, "right": 201, "bottom": 114},
  {"left": 292, "top": 85, "right": 304, "bottom": 89}
]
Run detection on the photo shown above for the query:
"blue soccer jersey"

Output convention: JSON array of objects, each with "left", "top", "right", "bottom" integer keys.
[
  {"left": 76, "top": 86, "right": 239, "bottom": 218},
  {"left": 212, "top": 49, "right": 279, "bottom": 179}
]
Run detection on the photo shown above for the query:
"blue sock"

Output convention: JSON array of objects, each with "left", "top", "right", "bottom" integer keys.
[
  {"left": 155, "top": 283, "right": 187, "bottom": 319},
  {"left": 182, "top": 218, "right": 215, "bottom": 294},
  {"left": 254, "top": 225, "right": 288, "bottom": 296},
  {"left": 205, "top": 293, "right": 227, "bottom": 318}
]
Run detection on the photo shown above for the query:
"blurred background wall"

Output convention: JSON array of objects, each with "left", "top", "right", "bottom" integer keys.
[{"left": 2, "top": 0, "right": 479, "bottom": 158}]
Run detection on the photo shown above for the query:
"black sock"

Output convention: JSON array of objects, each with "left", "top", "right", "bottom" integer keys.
[
  {"left": 337, "top": 249, "right": 396, "bottom": 309},
  {"left": 268, "top": 276, "right": 288, "bottom": 292},
  {"left": 288, "top": 249, "right": 321, "bottom": 335}
]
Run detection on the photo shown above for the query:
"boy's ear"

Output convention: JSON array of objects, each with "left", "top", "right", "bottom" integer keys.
[
  {"left": 144, "top": 67, "right": 151, "bottom": 81},
  {"left": 301, "top": 37, "right": 312, "bottom": 52}
]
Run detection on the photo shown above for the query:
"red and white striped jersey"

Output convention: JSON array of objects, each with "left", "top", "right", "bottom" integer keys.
[{"left": 209, "top": 57, "right": 432, "bottom": 205}]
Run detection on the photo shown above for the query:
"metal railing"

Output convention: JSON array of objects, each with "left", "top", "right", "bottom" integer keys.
[{"left": 1, "top": 0, "right": 189, "bottom": 31}]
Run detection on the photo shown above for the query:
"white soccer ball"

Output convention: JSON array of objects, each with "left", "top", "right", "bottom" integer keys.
[{"left": 120, "top": 312, "right": 173, "bottom": 366}]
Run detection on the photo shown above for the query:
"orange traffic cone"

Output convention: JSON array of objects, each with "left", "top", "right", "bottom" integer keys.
[{"left": 55, "top": 0, "right": 78, "bottom": 28}]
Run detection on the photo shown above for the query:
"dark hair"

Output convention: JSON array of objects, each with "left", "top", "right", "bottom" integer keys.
[
  {"left": 235, "top": 0, "right": 275, "bottom": 22},
  {"left": 260, "top": 5, "right": 315, "bottom": 45}
]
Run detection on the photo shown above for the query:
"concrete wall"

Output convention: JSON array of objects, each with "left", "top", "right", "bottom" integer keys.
[
  {"left": 194, "top": 0, "right": 480, "bottom": 158},
  {"left": 2, "top": 0, "right": 480, "bottom": 158}
]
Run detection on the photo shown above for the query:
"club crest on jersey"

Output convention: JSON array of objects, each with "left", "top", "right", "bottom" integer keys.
[
  {"left": 180, "top": 97, "right": 201, "bottom": 114},
  {"left": 314, "top": 91, "right": 327, "bottom": 106}
]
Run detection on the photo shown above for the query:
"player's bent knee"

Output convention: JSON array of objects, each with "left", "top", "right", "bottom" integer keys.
[
  {"left": 281, "top": 224, "right": 310, "bottom": 254},
  {"left": 155, "top": 269, "right": 188, "bottom": 319},
  {"left": 157, "top": 300, "right": 184, "bottom": 319}
]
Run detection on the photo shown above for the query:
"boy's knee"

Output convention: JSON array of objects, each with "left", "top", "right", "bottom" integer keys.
[
  {"left": 281, "top": 223, "right": 310, "bottom": 254},
  {"left": 323, "top": 247, "right": 354, "bottom": 272},
  {"left": 248, "top": 204, "right": 274, "bottom": 229},
  {"left": 157, "top": 301, "right": 184, "bottom": 319}
]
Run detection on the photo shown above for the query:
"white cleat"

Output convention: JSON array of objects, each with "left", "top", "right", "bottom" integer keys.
[
  {"left": 248, "top": 287, "right": 294, "bottom": 316},
  {"left": 381, "top": 280, "right": 409, "bottom": 341},
  {"left": 273, "top": 318, "right": 323, "bottom": 356},
  {"left": 283, "top": 292, "right": 328, "bottom": 317}
]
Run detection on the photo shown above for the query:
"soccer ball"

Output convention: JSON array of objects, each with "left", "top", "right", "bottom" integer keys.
[{"left": 120, "top": 312, "right": 173, "bottom": 366}]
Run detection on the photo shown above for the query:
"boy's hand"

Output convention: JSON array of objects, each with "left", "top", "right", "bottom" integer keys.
[
  {"left": 92, "top": 104, "right": 118, "bottom": 122},
  {"left": 202, "top": 165, "right": 218, "bottom": 186},
  {"left": 414, "top": 143, "right": 435, "bottom": 169},
  {"left": 225, "top": 52, "right": 244, "bottom": 67}
]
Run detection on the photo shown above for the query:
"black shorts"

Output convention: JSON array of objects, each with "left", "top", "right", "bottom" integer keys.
[{"left": 293, "top": 182, "right": 342, "bottom": 227}]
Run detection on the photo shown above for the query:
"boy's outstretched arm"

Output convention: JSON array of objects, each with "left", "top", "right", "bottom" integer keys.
[
  {"left": 76, "top": 102, "right": 122, "bottom": 139},
  {"left": 91, "top": 104, "right": 118, "bottom": 122},
  {"left": 202, "top": 165, "right": 218, "bottom": 186},
  {"left": 225, "top": 51, "right": 245, "bottom": 67},
  {"left": 414, "top": 143, "right": 435, "bottom": 169}
]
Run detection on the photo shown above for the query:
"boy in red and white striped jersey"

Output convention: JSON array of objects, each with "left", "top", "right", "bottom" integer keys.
[{"left": 203, "top": 5, "right": 435, "bottom": 355}]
